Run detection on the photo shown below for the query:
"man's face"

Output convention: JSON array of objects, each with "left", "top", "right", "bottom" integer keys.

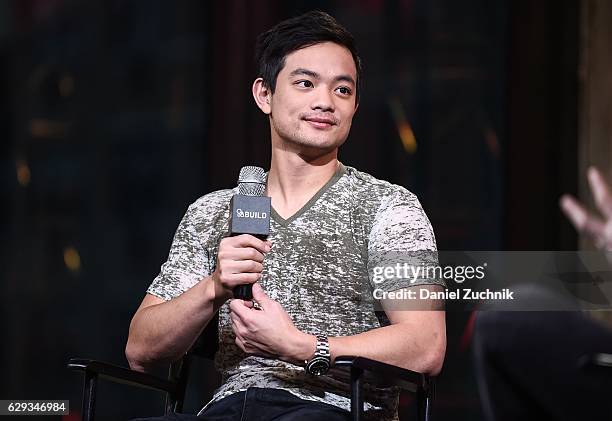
[{"left": 267, "top": 42, "right": 358, "bottom": 156}]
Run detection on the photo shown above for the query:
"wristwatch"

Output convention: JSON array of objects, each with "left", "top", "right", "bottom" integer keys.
[{"left": 305, "top": 335, "right": 331, "bottom": 376}]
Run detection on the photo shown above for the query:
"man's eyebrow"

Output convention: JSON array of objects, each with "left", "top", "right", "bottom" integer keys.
[
  {"left": 334, "top": 74, "right": 356, "bottom": 86},
  {"left": 289, "top": 68, "right": 320, "bottom": 79},
  {"left": 289, "top": 68, "right": 356, "bottom": 86}
]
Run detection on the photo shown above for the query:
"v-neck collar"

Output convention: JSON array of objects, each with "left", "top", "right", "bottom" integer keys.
[{"left": 269, "top": 162, "right": 346, "bottom": 228}]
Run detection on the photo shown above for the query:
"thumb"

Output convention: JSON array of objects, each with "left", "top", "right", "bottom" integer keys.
[{"left": 251, "top": 282, "right": 270, "bottom": 304}]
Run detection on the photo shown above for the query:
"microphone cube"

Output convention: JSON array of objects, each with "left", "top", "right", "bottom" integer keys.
[{"left": 229, "top": 194, "right": 271, "bottom": 237}]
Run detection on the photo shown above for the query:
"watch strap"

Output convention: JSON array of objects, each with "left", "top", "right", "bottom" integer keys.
[
  {"left": 315, "top": 335, "right": 330, "bottom": 359},
  {"left": 305, "top": 335, "right": 330, "bottom": 369}
]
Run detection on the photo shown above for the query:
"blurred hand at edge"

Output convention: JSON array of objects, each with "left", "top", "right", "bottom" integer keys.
[{"left": 560, "top": 166, "right": 612, "bottom": 250}]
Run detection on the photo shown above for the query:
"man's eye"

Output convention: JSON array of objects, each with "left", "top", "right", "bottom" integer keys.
[
  {"left": 336, "top": 86, "right": 352, "bottom": 95},
  {"left": 296, "top": 80, "right": 314, "bottom": 88}
]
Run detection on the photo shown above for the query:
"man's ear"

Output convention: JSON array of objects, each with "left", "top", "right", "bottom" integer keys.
[{"left": 252, "top": 78, "right": 272, "bottom": 115}]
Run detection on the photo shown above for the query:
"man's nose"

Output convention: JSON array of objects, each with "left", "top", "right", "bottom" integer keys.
[{"left": 311, "top": 87, "right": 335, "bottom": 112}]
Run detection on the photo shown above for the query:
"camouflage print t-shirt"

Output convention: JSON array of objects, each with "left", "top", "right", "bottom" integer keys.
[{"left": 147, "top": 164, "right": 441, "bottom": 421}]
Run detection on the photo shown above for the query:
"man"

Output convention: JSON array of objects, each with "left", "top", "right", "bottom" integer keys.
[
  {"left": 126, "top": 11, "right": 446, "bottom": 421},
  {"left": 473, "top": 166, "right": 612, "bottom": 420}
]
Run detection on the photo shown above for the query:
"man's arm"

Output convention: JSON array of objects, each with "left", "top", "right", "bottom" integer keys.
[
  {"left": 230, "top": 284, "right": 446, "bottom": 376},
  {"left": 327, "top": 284, "right": 446, "bottom": 375},
  {"left": 338, "top": 190, "right": 445, "bottom": 374},
  {"left": 126, "top": 235, "right": 270, "bottom": 372},
  {"left": 125, "top": 278, "right": 218, "bottom": 372}
]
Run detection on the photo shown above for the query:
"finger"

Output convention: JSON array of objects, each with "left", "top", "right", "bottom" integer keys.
[
  {"left": 238, "top": 299, "right": 255, "bottom": 309},
  {"left": 560, "top": 194, "right": 606, "bottom": 238},
  {"left": 235, "top": 336, "right": 259, "bottom": 355},
  {"left": 224, "top": 273, "right": 262, "bottom": 289},
  {"left": 251, "top": 283, "right": 271, "bottom": 307},
  {"left": 244, "top": 299, "right": 263, "bottom": 310},
  {"left": 230, "top": 312, "right": 248, "bottom": 336},
  {"left": 227, "top": 260, "right": 264, "bottom": 274},
  {"left": 229, "top": 234, "right": 271, "bottom": 254},
  {"left": 588, "top": 167, "right": 612, "bottom": 219},
  {"left": 217, "top": 249, "right": 265, "bottom": 266},
  {"left": 233, "top": 326, "right": 257, "bottom": 354},
  {"left": 235, "top": 336, "right": 247, "bottom": 353},
  {"left": 216, "top": 273, "right": 262, "bottom": 290},
  {"left": 560, "top": 194, "right": 588, "bottom": 228},
  {"left": 229, "top": 299, "right": 253, "bottom": 322},
  {"left": 226, "top": 247, "right": 266, "bottom": 263}
]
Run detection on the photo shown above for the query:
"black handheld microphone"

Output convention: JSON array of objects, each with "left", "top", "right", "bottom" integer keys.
[{"left": 229, "top": 166, "right": 271, "bottom": 300}]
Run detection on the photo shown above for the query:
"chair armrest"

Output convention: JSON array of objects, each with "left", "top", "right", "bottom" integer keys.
[
  {"left": 579, "top": 353, "right": 612, "bottom": 372},
  {"left": 333, "top": 356, "right": 430, "bottom": 393},
  {"left": 67, "top": 358, "right": 177, "bottom": 395}
]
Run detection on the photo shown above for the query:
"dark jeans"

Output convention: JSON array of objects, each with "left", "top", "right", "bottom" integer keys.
[
  {"left": 130, "top": 387, "right": 351, "bottom": 421},
  {"left": 473, "top": 307, "right": 612, "bottom": 421}
]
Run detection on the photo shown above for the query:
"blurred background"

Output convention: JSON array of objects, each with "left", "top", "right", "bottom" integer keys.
[{"left": 1, "top": 0, "right": 610, "bottom": 419}]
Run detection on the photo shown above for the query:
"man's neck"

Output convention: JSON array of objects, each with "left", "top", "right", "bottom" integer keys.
[{"left": 267, "top": 148, "right": 339, "bottom": 219}]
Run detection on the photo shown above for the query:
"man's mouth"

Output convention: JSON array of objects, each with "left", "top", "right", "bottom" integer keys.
[{"left": 303, "top": 116, "right": 337, "bottom": 129}]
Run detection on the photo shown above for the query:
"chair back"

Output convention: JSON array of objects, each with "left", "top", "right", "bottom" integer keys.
[{"left": 165, "top": 313, "right": 219, "bottom": 413}]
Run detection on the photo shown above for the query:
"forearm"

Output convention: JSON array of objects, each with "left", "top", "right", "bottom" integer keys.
[
  {"left": 230, "top": 283, "right": 446, "bottom": 375},
  {"left": 328, "top": 313, "right": 446, "bottom": 375},
  {"left": 126, "top": 277, "right": 225, "bottom": 371},
  {"left": 283, "top": 312, "right": 445, "bottom": 375}
]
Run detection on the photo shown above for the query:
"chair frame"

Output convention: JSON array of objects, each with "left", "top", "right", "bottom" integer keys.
[{"left": 68, "top": 353, "right": 433, "bottom": 421}]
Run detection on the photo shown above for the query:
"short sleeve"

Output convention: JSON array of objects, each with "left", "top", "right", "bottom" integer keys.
[
  {"left": 147, "top": 202, "right": 212, "bottom": 301},
  {"left": 368, "top": 189, "right": 443, "bottom": 292}
]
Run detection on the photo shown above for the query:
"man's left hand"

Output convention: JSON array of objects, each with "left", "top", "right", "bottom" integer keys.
[{"left": 229, "top": 283, "right": 315, "bottom": 364}]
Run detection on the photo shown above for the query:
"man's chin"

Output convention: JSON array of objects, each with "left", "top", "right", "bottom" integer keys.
[
  {"left": 292, "top": 139, "right": 346, "bottom": 160},
  {"left": 297, "top": 132, "right": 346, "bottom": 148},
  {"left": 273, "top": 129, "right": 347, "bottom": 157}
]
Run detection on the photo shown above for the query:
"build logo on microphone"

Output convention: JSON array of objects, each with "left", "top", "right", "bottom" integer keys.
[{"left": 236, "top": 209, "right": 267, "bottom": 219}]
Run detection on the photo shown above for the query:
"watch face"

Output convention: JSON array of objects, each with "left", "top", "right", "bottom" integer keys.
[{"left": 307, "top": 357, "right": 330, "bottom": 376}]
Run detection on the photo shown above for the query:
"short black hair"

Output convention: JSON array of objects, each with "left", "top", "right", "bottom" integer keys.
[{"left": 255, "top": 10, "right": 362, "bottom": 103}]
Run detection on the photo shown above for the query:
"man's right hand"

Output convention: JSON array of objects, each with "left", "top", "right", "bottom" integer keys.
[
  {"left": 127, "top": 236, "right": 271, "bottom": 372},
  {"left": 212, "top": 234, "right": 272, "bottom": 301}
]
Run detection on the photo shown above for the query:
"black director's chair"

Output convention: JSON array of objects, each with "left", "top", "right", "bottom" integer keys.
[{"left": 68, "top": 314, "right": 435, "bottom": 421}]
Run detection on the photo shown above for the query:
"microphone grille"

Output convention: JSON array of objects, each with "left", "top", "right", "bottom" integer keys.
[{"left": 238, "top": 166, "right": 266, "bottom": 196}]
